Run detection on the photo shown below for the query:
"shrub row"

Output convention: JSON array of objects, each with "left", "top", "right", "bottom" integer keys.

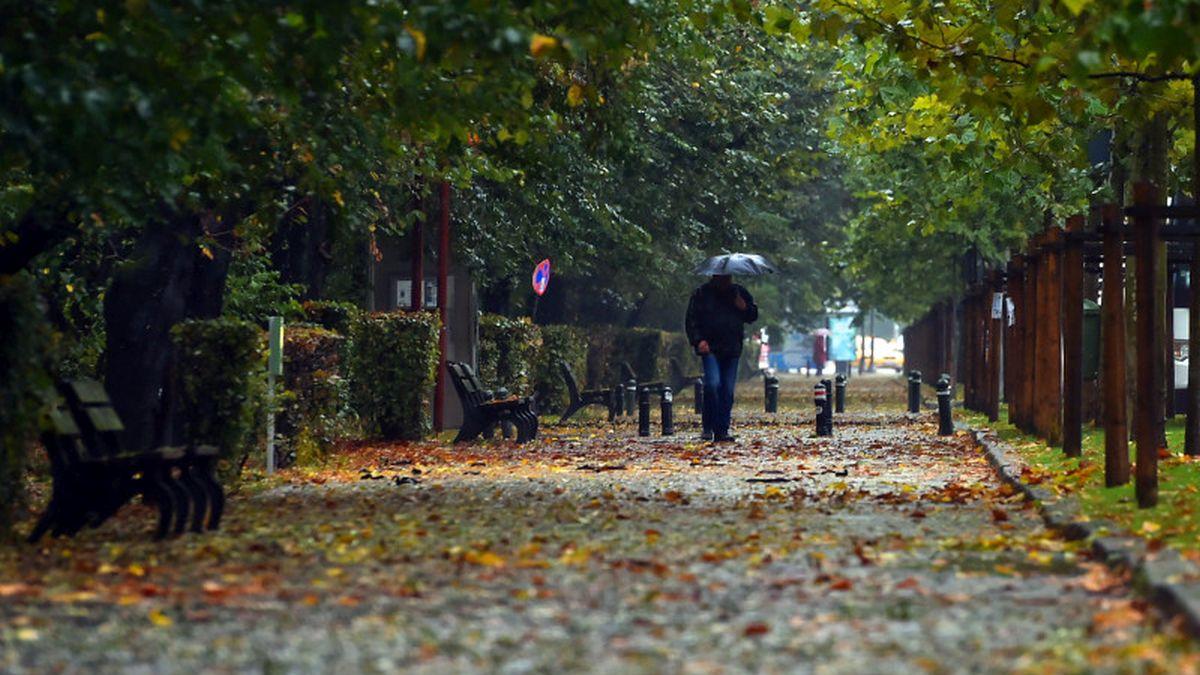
[
  {"left": 347, "top": 311, "right": 441, "bottom": 440},
  {"left": 171, "top": 318, "right": 266, "bottom": 478},
  {"left": 474, "top": 315, "right": 698, "bottom": 413},
  {"left": 0, "top": 273, "right": 56, "bottom": 536}
]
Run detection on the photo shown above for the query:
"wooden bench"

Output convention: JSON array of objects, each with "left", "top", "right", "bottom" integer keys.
[
  {"left": 28, "top": 380, "right": 225, "bottom": 542},
  {"left": 447, "top": 362, "right": 538, "bottom": 443},
  {"left": 556, "top": 360, "right": 616, "bottom": 424},
  {"left": 668, "top": 356, "right": 703, "bottom": 393}
]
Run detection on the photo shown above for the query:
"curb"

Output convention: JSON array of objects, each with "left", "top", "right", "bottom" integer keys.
[{"left": 969, "top": 427, "right": 1200, "bottom": 640}]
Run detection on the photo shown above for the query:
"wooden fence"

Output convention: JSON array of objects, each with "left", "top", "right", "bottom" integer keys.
[{"left": 903, "top": 181, "right": 1200, "bottom": 507}]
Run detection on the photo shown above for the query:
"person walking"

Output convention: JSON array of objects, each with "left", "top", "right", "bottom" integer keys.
[{"left": 685, "top": 274, "right": 759, "bottom": 442}]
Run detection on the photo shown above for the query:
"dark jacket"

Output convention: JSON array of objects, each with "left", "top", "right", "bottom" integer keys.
[{"left": 684, "top": 281, "right": 758, "bottom": 358}]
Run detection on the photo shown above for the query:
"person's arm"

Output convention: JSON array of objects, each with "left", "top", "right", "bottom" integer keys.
[
  {"left": 735, "top": 287, "right": 758, "bottom": 323},
  {"left": 685, "top": 291, "right": 701, "bottom": 347},
  {"left": 686, "top": 291, "right": 711, "bottom": 354}
]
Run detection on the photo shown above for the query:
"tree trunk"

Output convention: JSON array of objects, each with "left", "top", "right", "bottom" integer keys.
[
  {"left": 272, "top": 196, "right": 333, "bottom": 299},
  {"left": 104, "top": 211, "right": 233, "bottom": 452}
]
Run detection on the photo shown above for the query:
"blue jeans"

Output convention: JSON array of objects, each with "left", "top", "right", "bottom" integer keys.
[{"left": 701, "top": 354, "right": 739, "bottom": 437}]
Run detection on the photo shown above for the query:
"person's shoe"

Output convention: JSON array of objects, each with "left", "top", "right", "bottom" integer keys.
[
  {"left": 701, "top": 430, "right": 714, "bottom": 441},
  {"left": 715, "top": 434, "right": 737, "bottom": 443}
]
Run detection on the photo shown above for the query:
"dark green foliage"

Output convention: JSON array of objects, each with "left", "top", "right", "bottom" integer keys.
[
  {"left": 171, "top": 318, "right": 266, "bottom": 477},
  {"left": 281, "top": 326, "right": 352, "bottom": 462},
  {"left": 477, "top": 315, "right": 541, "bottom": 393},
  {"left": 348, "top": 312, "right": 440, "bottom": 440},
  {"left": 533, "top": 325, "right": 588, "bottom": 413},
  {"left": 584, "top": 325, "right": 620, "bottom": 388},
  {"left": 302, "top": 300, "right": 362, "bottom": 334},
  {"left": 0, "top": 274, "right": 55, "bottom": 536},
  {"left": 615, "top": 328, "right": 667, "bottom": 381}
]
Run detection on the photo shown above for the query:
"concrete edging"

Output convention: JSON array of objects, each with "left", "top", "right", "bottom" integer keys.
[{"left": 968, "top": 427, "right": 1200, "bottom": 640}]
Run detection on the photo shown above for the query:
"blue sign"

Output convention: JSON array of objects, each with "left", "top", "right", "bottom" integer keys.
[
  {"left": 829, "top": 316, "right": 857, "bottom": 362},
  {"left": 532, "top": 259, "right": 551, "bottom": 296}
]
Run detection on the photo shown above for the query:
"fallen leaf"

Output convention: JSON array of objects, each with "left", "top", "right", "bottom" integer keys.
[
  {"left": 743, "top": 622, "right": 770, "bottom": 637},
  {"left": 148, "top": 609, "right": 173, "bottom": 628}
]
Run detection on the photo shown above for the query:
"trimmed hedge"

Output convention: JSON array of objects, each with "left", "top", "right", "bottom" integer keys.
[
  {"left": 302, "top": 300, "right": 361, "bottom": 334},
  {"left": 533, "top": 324, "right": 588, "bottom": 413},
  {"left": 348, "top": 311, "right": 440, "bottom": 440},
  {"left": 281, "top": 326, "right": 351, "bottom": 462},
  {"left": 0, "top": 274, "right": 55, "bottom": 536},
  {"left": 584, "top": 325, "right": 619, "bottom": 388},
  {"left": 171, "top": 318, "right": 266, "bottom": 477},
  {"left": 478, "top": 314, "right": 541, "bottom": 393}
]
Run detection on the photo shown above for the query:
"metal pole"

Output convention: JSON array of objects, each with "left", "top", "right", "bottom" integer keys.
[
  {"left": 834, "top": 374, "right": 846, "bottom": 413},
  {"left": 661, "top": 387, "right": 674, "bottom": 436},
  {"left": 638, "top": 387, "right": 651, "bottom": 437},
  {"left": 908, "top": 370, "right": 922, "bottom": 413},
  {"left": 434, "top": 181, "right": 450, "bottom": 432}
]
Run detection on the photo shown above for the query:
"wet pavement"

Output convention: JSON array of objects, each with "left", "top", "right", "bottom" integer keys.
[{"left": 2, "top": 375, "right": 1197, "bottom": 673}]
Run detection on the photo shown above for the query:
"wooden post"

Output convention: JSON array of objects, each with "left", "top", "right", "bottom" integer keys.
[
  {"left": 410, "top": 197, "right": 424, "bottom": 312},
  {"left": 1042, "top": 228, "right": 1064, "bottom": 445},
  {"left": 1101, "top": 204, "right": 1130, "bottom": 485},
  {"left": 1062, "top": 215, "right": 1085, "bottom": 457},
  {"left": 434, "top": 182, "right": 451, "bottom": 432},
  {"left": 1189, "top": 75, "right": 1200, "bottom": 456},
  {"left": 1007, "top": 257, "right": 1025, "bottom": 426},
  {"left": 987, "top": 273, "right": 1003, "bottom": 422},
  {"left": 1133, "top": 182, "right": 1162, "bottom": 508},
  {"left": 1188, "top": 238, "right": 1200, "bottom": 456},
  {"left": 1023, "top": 242, "right": 1041, "bottom": 435}
]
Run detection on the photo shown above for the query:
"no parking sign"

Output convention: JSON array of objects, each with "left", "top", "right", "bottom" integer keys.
[{"left": 532, "top": 258, "right": 551, "bottom": 296}]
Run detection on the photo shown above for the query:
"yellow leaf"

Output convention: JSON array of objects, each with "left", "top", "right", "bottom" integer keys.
[
  {"left": 566, "top": 84, "right": 584, "bottom": 107},
  {"left": 558, "top": 547, "right": 592, "bottom": 566},
  {"left": 1141, "top": 520, "right": 1161, "bottom": 534},
  {"left": 128, "top": 563, "right": 146, "bottom": 577},
  {"left": 168, "top": 127, "right": 191, "bottom": 151},
  {"left": 65, "top": 283, "right": 74, "bottom": 293},
  {"left": 993, "top": 564, "right": 1017, "bottom": 576},
  {"left": 406, "top": 26, "right": 426, "bottom": 61},
  {"left": 199, "top": 245, "right": 214, "bottom": 260},
  {"left": 332, "top": 190, "right": 345, "bottom": 208},
  {"left": 1061, "top": 0, "right": 1092, "bottom": 16},
  {"left": 16, "top": 628, "right": 39, "bottom": 641},
  {"left": 148, "top": 609, "right": 173, "bottom": 627},
  {"left": 530, "top": 33, "right": 558, "bottom": 58},
  {"left": 463, "top": 550, "right": 506, "bottom": 568},
  {"left": 117, "top": 594, "right": 141, "bottom": 606}
]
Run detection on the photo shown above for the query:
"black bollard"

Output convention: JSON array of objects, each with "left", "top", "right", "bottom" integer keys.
[
  {"left": 613, "top": 387, "right": 624, "bottom": 416},
  {"left": 937, "top": 379, "right": 954, "bottom": 436},
  {"left": 693, "top": 379, "right": 704, "bottom": 414},
  {"left": 907, "top": 370, "right": 922, "bottom": 413},
  {"left": 764, "top": 371, "right": 780, "bottom": 413},
  {"left": 661, "top": 386, "right": 674, "bottom": 436},
  {"left": 624, "top": 379, "right": 637, "bottom": 418},
  {"left": 813, "top": 383, "right": 830, "bottom": 436},
  {"left": 834, "top": 374, "right": 846, "bottom": 413},
  {"left": 638, "top": 387, "right": 651, "bottom": 437}
]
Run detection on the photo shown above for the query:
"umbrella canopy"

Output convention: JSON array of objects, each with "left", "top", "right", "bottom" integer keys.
[{"left": 692, "top": 253, "right": 778, "bottom": 276}]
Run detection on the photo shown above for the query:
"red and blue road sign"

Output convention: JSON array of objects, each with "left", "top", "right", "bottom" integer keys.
[{"left": 532, "top": 259, "right": 551, "bottom": 296}]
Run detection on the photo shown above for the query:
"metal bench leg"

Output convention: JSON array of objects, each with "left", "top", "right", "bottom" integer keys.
[
  {"left": 180, "top": 466, "right": 209, "bottom": 534},
  {"left": 145, "top": 473, "right": 178, "bottom": 541},
  {"left": 197, "top": 459, "right": 225, "bottom": 530}
]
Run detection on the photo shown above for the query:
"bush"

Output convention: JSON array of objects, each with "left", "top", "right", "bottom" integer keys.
[
  {"left": 0, "top": 273, "right": 55, "bottom": 535},
  {"left": 348, "top": 311, "right": 440, "bottom": 440},
  {"left": 280, "top": 326, "right": 352, "bottom": 462},
  {"left": 533, "top": 324, "right": 588, "bottom": 413},
  {"left": 584, "top": 325, "right": 619, "bottom": 388},
  {"left": 615, "top": 327, "right": 667, "bottom": 381},
  {"left": 477, "top": 314, "right": 541, "bottom": 393},
  {"left": 171, "top": 318, "right": 266, "bottom": 477},
  {"left": 302, "top": 300, "right": 362, "bottom": 334}
]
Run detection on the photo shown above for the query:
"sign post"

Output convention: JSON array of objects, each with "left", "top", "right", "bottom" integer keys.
[
  {"left": 266, "top": 316, "right": 284, "bottom": 474},
  {"left": 531, "top": 258, "right": 551, "bottom": 319}
]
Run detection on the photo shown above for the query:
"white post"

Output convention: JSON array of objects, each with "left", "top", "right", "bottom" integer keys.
[{"left": 267, "top": 316, "right": 284, "bottom": 475}]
